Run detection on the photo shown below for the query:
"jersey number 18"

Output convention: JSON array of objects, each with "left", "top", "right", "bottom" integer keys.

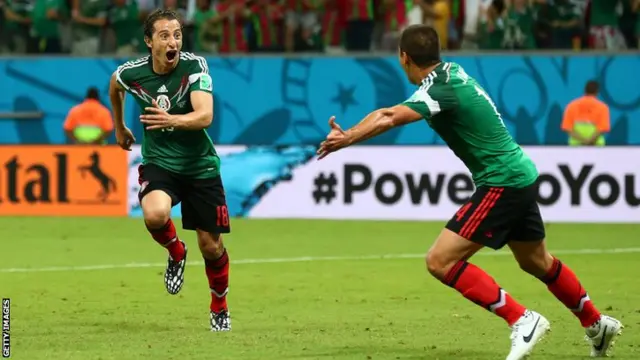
[{"left": 475, "top": 85, "right": 506, "bottom": 128}]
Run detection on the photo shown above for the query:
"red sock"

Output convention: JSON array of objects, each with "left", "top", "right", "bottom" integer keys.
[
  {"left": 539, "top": 257, "right": 601, "bottom": 327},
  {"left": 444, "top": 261, "right": 526, "bottom": 326},
  {"left": 146, "top": 219, "right": 185, "bottom": 262},
  {"left": 204, "top": 249, "right": 229, "bottom": 313}
]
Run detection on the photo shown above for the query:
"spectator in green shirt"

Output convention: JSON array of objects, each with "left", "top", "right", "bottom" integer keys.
[
  {"left": 550, "top": 0, "right": 580, "bottom": 49},
  {"left": 193, "top": 0, "right": 218, "bottom": 52},
  {"left": 480, "top": 0, "right": 507, "bottom": 50},
  {"left": 31, "top": 0, "right": 65, "bottom": 53},
  {"left": 589, "top": 0, "right": 627, "bottom": 49},
  {"left": 2, "top": 0, "right": 33, "bottom": 53},
  {"left": 503, "top": 0, "right": 536, "bottom": 49},
  {"left": 71, "top": 0, "right": 107, "bottom": 56},
  {"left": 109, "top": 0, "right": 144, "bottom": 56},
  {"left": 532, "top": 0, "right": 552, "bottom": 49}
]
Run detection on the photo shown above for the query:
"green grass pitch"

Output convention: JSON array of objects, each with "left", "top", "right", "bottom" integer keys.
[{"left": 1, "top": 218, "right": 639, "bottom": 360}]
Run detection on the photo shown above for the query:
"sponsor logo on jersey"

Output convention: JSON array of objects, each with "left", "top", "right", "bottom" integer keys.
[
  {"left": 158, "top": 85, "right": 168, "bottom": 93},
  {"left": 156, "top": 95, "right": 171, "bottom": 111},
  {"left": 199, "top": 74, "right": 212, "bottom": 91}
]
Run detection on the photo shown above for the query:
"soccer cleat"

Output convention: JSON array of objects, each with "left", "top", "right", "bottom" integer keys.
[
  {"left": 164, "top": 240, "right": 187, "bottom": 295},
  {"left": 210, "top": 310, "right": 231, "bottom": 332},
  {"left": 585, "top": 315, "right": 623, "bottom": 357},
  {"left": 506, "top": 310, "right": 551, "bottom": 360}
]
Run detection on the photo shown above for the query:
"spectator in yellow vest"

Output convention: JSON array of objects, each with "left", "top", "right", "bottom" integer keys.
[
  {"left": 561, "top": 81, "right": 610, "bottom": 146},
  {"left": 63, "top": 87, "right": 114, "bottom": 144}
]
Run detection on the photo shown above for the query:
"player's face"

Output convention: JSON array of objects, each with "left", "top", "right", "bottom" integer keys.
[{"left": 148, "top": 19, "right": 183, "bottom": 66}]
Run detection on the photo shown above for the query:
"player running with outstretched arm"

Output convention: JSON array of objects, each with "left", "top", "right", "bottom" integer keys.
[
  {"left": 317, "top": 25, "right": 622, "bottom": 360},
  {"left": 108, "top": 9, "right": 231, "bottom": 332}
]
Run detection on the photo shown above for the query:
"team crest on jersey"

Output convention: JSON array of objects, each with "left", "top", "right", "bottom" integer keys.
[{"left": 156, "top": 95, "right": 171, "bottom": 111}]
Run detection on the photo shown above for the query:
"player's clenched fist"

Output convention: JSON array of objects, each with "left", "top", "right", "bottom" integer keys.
[{"left": 115, "top": 126, "right": 136, "bottom": 151}]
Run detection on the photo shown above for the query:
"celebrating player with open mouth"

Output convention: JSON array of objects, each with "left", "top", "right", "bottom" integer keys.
[
  {"left": 108, "top": 9, "right": 231, "bottom": 332},
  {"left": 317, "top": 25, "right": 623, "bottom": 360}
]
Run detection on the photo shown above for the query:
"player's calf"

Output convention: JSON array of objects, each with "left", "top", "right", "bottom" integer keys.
[
  {"left": 197, "top": 230, "right": 231, "bottom": 332},
  {"left": 538, "top": 257, "right": 623, "bottom": 356},
  {"left": 145, "top": 219, "right": 186, "bottom": 262},
  {"left": 142, "top": 190, "right": 187, "bottom": 294},
  {"left": 142, "top": 190, "right": 186, "bottom": 261},
  {"left": 509, "top": 241, "right": 623, "bottom": 356},
  {"left": 510, "top": 241, "right": 602, "bottom": 327},
  {"left": 537, "top": 256, "right": 601, "bottom": 327},
  {"left": 146, "top": 217, "right": 188, "bottom": 295},
  {"left": 427, "top": 229, "right": 527, "bottom": 327}
]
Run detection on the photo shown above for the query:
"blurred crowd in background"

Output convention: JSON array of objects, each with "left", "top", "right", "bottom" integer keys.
[{"left": 0, "top": 0, "right": 638, "bottom": 55}]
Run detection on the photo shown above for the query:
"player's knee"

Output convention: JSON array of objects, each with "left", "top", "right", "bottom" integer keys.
[
  {"left": 141, "top": 193, "right": 172, "bottom": 229},
  {"left": 142, "top": 207, "right": 171, "bottom": 229},
  {"left": 196, "top": 230, "right": 223, "bottom": 255},
  {"left": 425, "top": 249, "right": 449, "bottom": 280}
]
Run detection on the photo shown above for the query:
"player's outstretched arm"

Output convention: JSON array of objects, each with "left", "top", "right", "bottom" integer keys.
[
  {"left": 344, "top": 105, "right": 423, "bottom": 145},
  {"left": 171, "top": 90, "right": 213, "bottom": 130},
  {"left": 317, "top": 105, "right": 422, "bottom": 159},
  {"left": 109, "top": 72, "right": 127, "bottom": 130},
  {"left": 109, "top": 72, "right": 136, "bottom": 150}
]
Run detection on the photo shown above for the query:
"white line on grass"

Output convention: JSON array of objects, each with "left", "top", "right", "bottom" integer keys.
[{"left": 2, "top": 247, "right": 639, "bottom": 274}]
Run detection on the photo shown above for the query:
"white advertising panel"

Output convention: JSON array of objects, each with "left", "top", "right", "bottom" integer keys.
[
  {"left": 248, "top": 147, "right": 640, "bottom": 223},
  {"left": 127, "top": 146, "right": 640, "bottom": 223}
]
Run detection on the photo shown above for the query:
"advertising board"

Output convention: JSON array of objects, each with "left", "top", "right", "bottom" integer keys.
[
  {"left": 128, "top": 146, "right": 640, "bottom": 223},
  {"left": 0, "top": 146, "right": 128, "bottom": 216}
]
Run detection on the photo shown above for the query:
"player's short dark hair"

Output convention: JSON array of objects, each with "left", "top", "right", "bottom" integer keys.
[
  {"left": 585, "top": 80, "right": 599, "bottom": 95},
  {"left": 86, "top": 87, "right": 99, "bottom": 100},
  {"left": 399, "top": 25, "right": 441, "bottom": 68},
  {"left": 144, "top": 9, "right": 181, "bottom": 39}
]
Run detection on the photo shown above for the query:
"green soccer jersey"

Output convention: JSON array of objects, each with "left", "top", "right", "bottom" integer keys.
[
  {"left": 116, "top": 53, "right": 220, "bottom": 179},
  {"left": 401, "top": 62, "right": 538, "bottom": 188}
]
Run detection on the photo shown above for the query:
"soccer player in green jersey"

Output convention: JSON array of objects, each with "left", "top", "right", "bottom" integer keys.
[
  {"left": 108, "top": 9, "right": 231, "bottom": 332},
  {"left": 317, "top": 25, "right": 622, "bottom": 359}
]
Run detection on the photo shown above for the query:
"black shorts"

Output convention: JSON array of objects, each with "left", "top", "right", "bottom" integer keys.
[
  {"left": 137, "top": 163, "right": 231, "bottom": 234},
  {"left": 445, "top": 183, "right": 545, "bottom": 250}
]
